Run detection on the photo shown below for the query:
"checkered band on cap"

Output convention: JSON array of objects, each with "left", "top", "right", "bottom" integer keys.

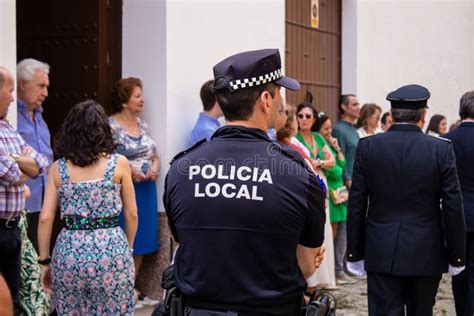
[{"left": 229, "top": 69, "right": 282, "bottom": 91}]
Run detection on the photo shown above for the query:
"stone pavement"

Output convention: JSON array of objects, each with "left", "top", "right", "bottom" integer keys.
[
  {"left": 135, "top": 305, "right": 155, "bottom": 316},
  {"left": 334, "top": 273, "right": 455, "bottom": 315},
  {"left": 134, "top": 274, "right": 456, "bottom": 315}
]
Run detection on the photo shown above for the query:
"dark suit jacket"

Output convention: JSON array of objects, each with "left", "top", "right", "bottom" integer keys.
[
  {"left": 347, "top": 124, "right": 466, "bottom": 275},
  {"left": 445, "top": 121, "right": 474, "bottom": 232}
]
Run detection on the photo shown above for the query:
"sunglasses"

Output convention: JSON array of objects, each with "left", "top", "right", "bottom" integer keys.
[{"left": 297, "top": 113, "right": 313, "bottom": 120}]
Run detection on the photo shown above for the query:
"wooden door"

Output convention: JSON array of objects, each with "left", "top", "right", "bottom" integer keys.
[
  {"left": 16, "top": 0, "right": 122, "bottom": 138},
  {"left": 285, "top": 0, "right": 341, "bottom": 121}
]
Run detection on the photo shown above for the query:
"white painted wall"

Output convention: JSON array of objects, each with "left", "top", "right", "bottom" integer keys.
[
  {"left": 342, "top": 0, "right": 474, "bottom": 127},
  {"left": 123, "top": 0, "right": 285, "bottom": 210},
  {"left": 0, "top": 0, "right": 17, "bottom": 125}
]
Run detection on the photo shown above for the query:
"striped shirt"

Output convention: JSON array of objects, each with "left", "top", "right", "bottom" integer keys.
[{"left": 0, "top": 120, "right": 49, "bottom": 220}]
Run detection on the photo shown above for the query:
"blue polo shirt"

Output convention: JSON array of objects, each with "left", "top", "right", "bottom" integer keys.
[
  {"left": 188, "top": 113, "right": 221, "bottom": 147},
  {"left": 17, "top": 100, "right": 53, "bottom": 213}
]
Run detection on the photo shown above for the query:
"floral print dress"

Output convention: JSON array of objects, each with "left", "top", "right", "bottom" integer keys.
[{"left": 51, "top": 154, "right": 135, "bottom": 315}]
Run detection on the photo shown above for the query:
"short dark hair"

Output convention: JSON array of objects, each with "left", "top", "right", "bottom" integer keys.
[
  {"left": 338, "top": 94, "right": 356, "bottom": 116},
  {"left": 296, "top": 102, "right": 319, "bottom": 131},
  {"left": 276, "top": 104, "right": 297, "bottom": 140},
  {"left": 391, "top": 108, "right": 425, "bottom": 124},
  {"left": 54, "top": 100, "right": 116, "bottom": 167},
  {"left": 214, "top": 79, "right": 276, "bottom": 121},
  {"left": 459, "top": 91, "right": 474, "bottom": 120},
  {"left": 356, "top": 103, "right": 382, "bottom": 128},
  {"left": 109, "top": 77, "right": 142, "bottom": 115},
  {"left": 201, "top": 80, "right": 217, "bottom": 111},
  {"left": 381, "top": 111, "right": 391, "bottom": 125},
  {"left": 425, "top": 114, "right": 446, "bottom": 134}
]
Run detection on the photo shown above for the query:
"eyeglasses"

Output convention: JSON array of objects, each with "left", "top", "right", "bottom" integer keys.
[{"left": 297, "top": 113, "right": 313, "bottom": 120}]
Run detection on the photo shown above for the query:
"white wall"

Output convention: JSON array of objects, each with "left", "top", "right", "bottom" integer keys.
[
  {"left": 0, "top": 0, "right": 17, "bottom": 125},
  {"left": 343, "top": 0, "right": 474, "bottom": 126},
  {"left": 124, "top": 0, "right": 285, "bottom": 211}
]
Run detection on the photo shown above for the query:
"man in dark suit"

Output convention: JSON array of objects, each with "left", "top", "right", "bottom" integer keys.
[
  {"left": 444, "top": 90, "right": 474, "bottom": 316},
  {"left": 346, "top": 84, "right": 466, "bottom": 315}
]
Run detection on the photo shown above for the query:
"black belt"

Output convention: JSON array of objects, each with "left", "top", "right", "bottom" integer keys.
[
  {"left": 0, "top": 217, "right": 20, "bottom": 229},
  {"left": 184, "top": 295, "right": 303, "bottom": 315},
  {"left": 64, "top": 216, "right": 119, "bottom": 230}
]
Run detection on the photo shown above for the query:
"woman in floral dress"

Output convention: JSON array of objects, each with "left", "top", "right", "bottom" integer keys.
[
  {"left": 109, "top": 77, "right": 160, "bottom": 305},
  {"left": 38, "top": 100, "right": 138, "bottom": 314}
]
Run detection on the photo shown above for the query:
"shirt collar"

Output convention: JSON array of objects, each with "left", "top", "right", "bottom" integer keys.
[
  {"left": 212, "top": 125, "right": 271, "bottom": 141},
  {"left": 199, "top": 112, "right": 220, "bottom": 125},
  {"left": 17, "top": 99, "right": 43, "bottom": 114}
]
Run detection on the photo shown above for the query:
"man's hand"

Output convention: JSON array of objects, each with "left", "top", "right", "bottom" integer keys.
[{"left": 314, "top": 246, "right": 325, "bottom": 269}]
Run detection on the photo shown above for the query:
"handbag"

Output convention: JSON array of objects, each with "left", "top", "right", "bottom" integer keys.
[{"left": 330, "top": 186, "right": 348, "bottom": 204}]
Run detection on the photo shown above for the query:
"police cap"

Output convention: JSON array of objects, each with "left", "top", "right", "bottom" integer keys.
[
  {"left": 386, "top": 84, "right": 430, "bottom": 109},
  {"left": 212, "top": 49, "right": 300, "bottom": 93}
]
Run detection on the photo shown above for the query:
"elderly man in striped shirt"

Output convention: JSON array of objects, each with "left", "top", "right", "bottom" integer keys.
[{"left": 0, "top": 66, "right": 49, "bottom": 315}]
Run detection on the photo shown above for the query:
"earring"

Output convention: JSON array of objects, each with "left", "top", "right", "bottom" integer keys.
[{"left": 122, "top": 103, "right": 127, "bottom": 108}]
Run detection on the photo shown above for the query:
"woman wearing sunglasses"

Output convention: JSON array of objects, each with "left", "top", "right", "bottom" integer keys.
[
  {"left": 295, "top": 102, "right": 335, "bottom": 170},
  {"left": 294, "top": 102, "right": 337, "bottom": 290}
]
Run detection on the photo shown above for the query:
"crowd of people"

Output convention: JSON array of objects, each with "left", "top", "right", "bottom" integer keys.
[
  {"left": 1, "top": 49, "right": 473, "bottom": 316},
  {"left": 0, "top": 61, "right": 160, "bottom": 315}
]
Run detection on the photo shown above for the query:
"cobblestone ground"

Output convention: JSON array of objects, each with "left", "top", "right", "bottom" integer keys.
[
  {"left": 334, "top": 274, "right": 455, "bottom": 315},
  {"left": 135, "top": 274, "right": 456, "bottom": 316}
]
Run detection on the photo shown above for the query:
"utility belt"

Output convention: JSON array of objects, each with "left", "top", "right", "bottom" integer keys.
[
  {"left": 64, "top": 216, "right": 119, "bottom": 230},
  {"left": 153, "top": 265, "right": 336, "bottom": 316}
]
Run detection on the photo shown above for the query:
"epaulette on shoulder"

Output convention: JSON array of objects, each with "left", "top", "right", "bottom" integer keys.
[
  {"left": 169, "top": 139, "right": 207, "bottom": 165},
  {"left": 427, "top": 134, "right": 452, "bottom": 143}
]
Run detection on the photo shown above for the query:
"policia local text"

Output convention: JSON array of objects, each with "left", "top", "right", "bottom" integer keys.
[{"left": 189, "top": 164, "right": 273, "bottom": 201}]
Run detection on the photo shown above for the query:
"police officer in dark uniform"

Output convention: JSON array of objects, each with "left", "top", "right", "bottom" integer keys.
[
  {"left": 163, "top": 49, "right": 326, "bottom": 315},
  {"left": 346, "top": 84, "right": 466, "bottom": 315}
]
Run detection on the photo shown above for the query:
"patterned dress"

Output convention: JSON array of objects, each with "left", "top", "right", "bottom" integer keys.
[
  {"left": 109, "top": 117, "right": 159, "bottom": 255},
  {"left": 51, "top": 154, "right": 135, "bottom": 315}
]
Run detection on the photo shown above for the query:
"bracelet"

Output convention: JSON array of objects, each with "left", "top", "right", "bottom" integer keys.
[{"left": 38, "top": 257, "right": 51, "bottom": 265}]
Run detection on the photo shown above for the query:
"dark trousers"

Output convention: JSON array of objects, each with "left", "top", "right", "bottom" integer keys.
[
  {"left": 26, "top": 211, "right": 40, "bottom": 254},
  {"left": 0, "top": 224, "right": 22, "bottom": 316},
  {"left": 452, "top": 231, "right": 474, "bottom": 316},
  {"left": 367, "top": 272, "right": 441, "bottom": 316}
]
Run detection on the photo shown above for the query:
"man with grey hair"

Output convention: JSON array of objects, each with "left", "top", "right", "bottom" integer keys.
[
  {"left": 16, "top": 58, "right": 53, "bottom": 253},
  {"left": 0, "top": 66, "right": 49, "bottom": 315},
  {"left": 445, "top": 90, "right": 474, "bottom": 316},
  {"left": 347, "top": 84, "right": 466, "bottom": 314}
]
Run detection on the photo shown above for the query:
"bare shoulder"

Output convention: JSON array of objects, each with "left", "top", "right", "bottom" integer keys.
[
  {"left": 116, "top": 154, "right": 130, "bottom": 167},
  {"left": 114, "top": 154, "right": 131, "bottom": 177},
  {"left": 50, "top": 160, "right": 62, "bottom": 186}
]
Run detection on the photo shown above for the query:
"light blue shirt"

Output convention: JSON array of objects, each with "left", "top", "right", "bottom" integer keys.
[
  {"left": 17, "top": 100, "right": 53, "bottom": 213},
  {"left": 188, "top": 113, "right": 221, "bottom": 147}
]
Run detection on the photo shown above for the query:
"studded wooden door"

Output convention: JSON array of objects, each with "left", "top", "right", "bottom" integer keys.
[
  {"left": 17, "top": 0, "right": 122, "bottom": 138},
  {"left": 285, "top": 0, "right": 341, "bottom": 121}
]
